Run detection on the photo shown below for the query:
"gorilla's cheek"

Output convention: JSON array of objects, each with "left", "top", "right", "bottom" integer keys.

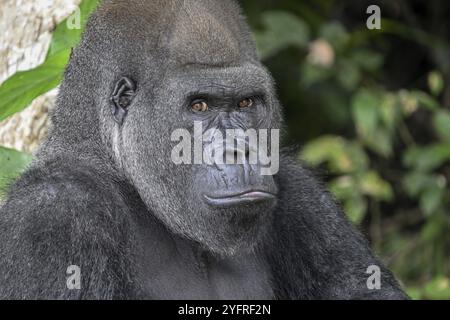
[{"left": 120, "top": 109, "right": 175, "bottom": 205}]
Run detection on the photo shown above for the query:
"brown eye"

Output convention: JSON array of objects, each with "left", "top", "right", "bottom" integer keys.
[
  {"left": 239, "top": 98, "right": 254, "bottom": 108},
  {"left": 191, "top": 100, "right": 209, "bottom": 112}
]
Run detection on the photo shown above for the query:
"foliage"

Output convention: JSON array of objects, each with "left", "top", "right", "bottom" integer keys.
[
  {"left": 0, "top": 0, "right": 100, "bottom": 191},
  {"left": 0, "top": 147, "right": 33, "bottom": 197},
  {"left": 243, "top": 0, "right": 450, "bottom": 299},
  {"left": 0, "top": 0, "right": 449, "bottom": 299}
]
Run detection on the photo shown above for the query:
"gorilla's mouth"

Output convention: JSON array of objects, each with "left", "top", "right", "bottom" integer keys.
[{"left": 203, "top": 190, "right": 276, "bottom": 208}]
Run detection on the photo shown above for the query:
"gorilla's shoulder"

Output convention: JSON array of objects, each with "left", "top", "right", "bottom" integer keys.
[
  {"left": 0, "top": 158, "right": 133, "bottom": 299},
  {"left": 0, "top": 158, "right": 126, "bottom": 230}
]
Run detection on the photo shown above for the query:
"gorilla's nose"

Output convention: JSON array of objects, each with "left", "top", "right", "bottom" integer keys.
[
  {"left": 223, "top": 145, "right": 250, "bottom": 164},
  {"left": 204, "top": 135, "right": 257, "bottom": 166}
]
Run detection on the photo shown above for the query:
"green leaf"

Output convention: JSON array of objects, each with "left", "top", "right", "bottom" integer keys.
[
  {"left": 410, "top": 90, "right": 441, "bottom": 111},
  {"left": 360, "top": 171, "right": 393, "bottom": 201},
  {"left": 398, "top": 90, "right": 419, "bottom": 114},
  {"left": 368, "top": 128, "right": 393, "bottom": 157},
  {"left": 405, "top": 287, "right": 422, "bottom": 300},
  {"left": 330, "top": 176, "right": 358, "bottom": 199},
  {"left": 0, "top": 0, "right": 100, "bottom": 122},
  {"left": 301, "top": 63, "right": 333, "bottom": 87},
  {"left": 421, "top": 216, "right": 446, "bottom": 243},
  {"left": 420, "top": 186, "right": 445, "bottom": 216},
  {"left": 402, "top": 172, "right": 438, "bottom": 197},
  {"left": 319, "top": 22, "right": 349, "bottom": 51},
  {"left": 428, "top": 71, "right": 444, "bottom": 97},
  {"left": 0, "top": 50, "right": 71, "bottom": 122},
  {"left": 433, "top": 110, "right": 450, "bottom": 142},
  {"left": 330, "top": 177, "right": 368, "bottom": 224},
  {"left": 300, "top": 136, "right": 368, "bottom": 173},
  {"left": 255, "top": 11, "right": 310, "bottom": 60},
  {"left": 352, "top": 88, "right": 379, "bottom": 139},
  {"left": 337, "top": 59, "right": 361, "bottom": 90},
  {"left": 403, "top": 171, "right": 446, "bottom": 216},
  {"left": 423, "top": 277, "right": 450, "bottom": 300},
  {"left": 344, "top": 196, "right": 367, "bottom": 224},
  {"left": 379, "top": 93, "right": 400, "bottom": 132},
  {"left": 0, "top": 147, "right": 33, "bottom": 195},
  {"left": 403, "top": 144, "right": 450, "bottom": 172},
  {"left": 352, "top": 90, "right": 396, "bottom": 157},
  {"left": 352, "top": 49, "right": 384, "bottom": 72},
  {"left": 47, "top": 0, "right": 100, "bottom": 58}
]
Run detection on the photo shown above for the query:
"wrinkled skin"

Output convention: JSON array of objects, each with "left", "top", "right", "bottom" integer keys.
[{"left": 0, "top": 0, "right": 408, "bottom": 299}]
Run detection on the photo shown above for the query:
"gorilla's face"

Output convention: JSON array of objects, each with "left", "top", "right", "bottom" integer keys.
[{"left": 117, "top": 63, "right": 282, "bottom": 256}]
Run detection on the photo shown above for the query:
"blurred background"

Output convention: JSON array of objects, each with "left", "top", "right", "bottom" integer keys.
[{"left": 0, "top": 0, "right": 449, "bottom": 299}]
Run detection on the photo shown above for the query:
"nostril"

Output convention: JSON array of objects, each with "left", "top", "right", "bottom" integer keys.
[
  {"left": 223, "top": 148, "right": 248, "bottom": 164},
  {"left": 228, "top": 150, "right": 240, "bottom": 164}
]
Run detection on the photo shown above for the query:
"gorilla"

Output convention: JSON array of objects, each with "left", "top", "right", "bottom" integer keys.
[{"left": 0, "top": 0, "right": 407, "bottom": 299}]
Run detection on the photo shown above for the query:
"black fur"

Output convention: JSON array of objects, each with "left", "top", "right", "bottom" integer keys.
[{"left": 0, "top": 0, "right": 407, "bottom": 299}]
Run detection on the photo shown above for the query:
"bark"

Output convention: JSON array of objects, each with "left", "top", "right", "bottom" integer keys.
[{"left": 0, "top": 0, "right": 80, "bottom": 153}]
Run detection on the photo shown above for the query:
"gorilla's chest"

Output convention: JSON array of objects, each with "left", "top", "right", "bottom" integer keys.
[{"left": 135, "top": 221, "right": 273, "bottom": 300}]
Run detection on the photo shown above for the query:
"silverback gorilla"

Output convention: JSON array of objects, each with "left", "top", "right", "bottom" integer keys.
[{"left": 0, "top": 0, "right": 407, "bottom": 299}]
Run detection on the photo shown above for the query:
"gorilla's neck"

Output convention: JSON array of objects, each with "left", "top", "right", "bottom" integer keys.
[
  {"left": 138, "top": 224, "right": 274, "bottom": 299},
  {"left": 122, "top": 184, "right": 273, "bottom": 299}
]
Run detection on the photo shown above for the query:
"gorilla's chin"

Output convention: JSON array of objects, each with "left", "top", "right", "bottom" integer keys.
[{"left": 189, "top": 200, "right": 276, "bottom": 258}]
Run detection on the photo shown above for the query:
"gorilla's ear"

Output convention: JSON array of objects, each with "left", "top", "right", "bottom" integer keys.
[{"left": 110, "top": 77, "right": 136, "bottom": 125}]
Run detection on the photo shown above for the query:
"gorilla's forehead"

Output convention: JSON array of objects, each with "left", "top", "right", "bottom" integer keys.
[
  {"left": 163, "top": 63, "right": 273, "bottom": 95},
  {"left": 94, "top": 0, "right": 257, "bottom": 68},
  {"left": 168, "top": 1, "right": 240, "bottom": 66}
]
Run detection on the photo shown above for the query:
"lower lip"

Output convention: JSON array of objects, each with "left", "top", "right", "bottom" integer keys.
[{"left": 203, "top": 191, "right": 276, "bottom": 207}]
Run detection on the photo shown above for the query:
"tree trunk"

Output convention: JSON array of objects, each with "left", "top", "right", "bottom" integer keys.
[{"left": 0, "top": 0, "right": 80, "bottom": 154}]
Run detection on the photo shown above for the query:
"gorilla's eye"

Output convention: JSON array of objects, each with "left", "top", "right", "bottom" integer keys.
[
  {"left": 238, "top": 98, "right": 254, "bottom": 108},
  {"left": 191, "top": 100, "right": 209, "bottom": 112}
]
